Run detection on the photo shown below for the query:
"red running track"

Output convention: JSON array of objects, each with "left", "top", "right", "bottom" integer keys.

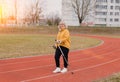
[{"left": 0, "top": 34, "right": 120, "bottom": 82}]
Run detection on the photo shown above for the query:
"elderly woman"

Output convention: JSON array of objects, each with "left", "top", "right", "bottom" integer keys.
[{"left": 53, "top": 21, "right": 71, "bottom": 73}]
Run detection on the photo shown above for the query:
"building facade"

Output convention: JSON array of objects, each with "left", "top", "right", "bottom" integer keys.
[
  {"left": 62, "top": 0, "right": 120, "bottom": 27},
  {"left": 62, "top": 0, "right": 79, "bottom": 26},
  {"left": 95, "top": 0, "right": 120, "bottom": 27}
]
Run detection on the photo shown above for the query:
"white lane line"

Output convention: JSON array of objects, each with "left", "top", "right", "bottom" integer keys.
[
  {"left": 0, "top": 64, "right": 54, "bottom": 74},
  {"left": 0, "top": 58, "right": 52, "bottom": 66},
  {"left": 21, "top": 56, "right": 120, "bottom": 82},
  {"left": 71, "top": 40, "right": 104, "bottom": 52},
  {"left": 72, "top": 48, "right": 120, "bottom": 62}
]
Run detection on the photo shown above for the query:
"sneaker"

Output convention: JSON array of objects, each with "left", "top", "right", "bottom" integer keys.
[
  {"left": 61, "top": 68, "right": 68, "bottom": 73},
  {"left": 53, "top": 67, "right": 61, "bottom": 73}
]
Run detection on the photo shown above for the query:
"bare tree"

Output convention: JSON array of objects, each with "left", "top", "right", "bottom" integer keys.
[
  {"left": 71, "top": 0, "right": 96, "bottom": 25},
  {"left": 14, "top": 0, "right": 17, "bottom": 24},
  {"left": 46, "top": 12, "right": 61, "bottom": 26},
  {"left": 24, "top": 0, "right": 43, "bottom": 25},
  {"left": 0, "top": 6, "right": 3, "bottom": 24}
]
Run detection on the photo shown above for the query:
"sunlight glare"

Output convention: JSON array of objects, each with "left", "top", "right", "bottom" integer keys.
[{"left": 0, "top": 6, "right": 2, "bottom": 17}]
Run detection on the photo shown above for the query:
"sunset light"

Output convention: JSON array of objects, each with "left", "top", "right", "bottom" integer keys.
[
  {"left": 0, "top": 6, "right": 2, "bottom": 24},
  {"left": 0, "top": 0, "right": 16, "bottom": 24},
  {"left": 0, "top": 0, "right": 62, "bottom": 25},
  {"left": 0, "top": 6, "right": 2, "bottom": 17}
]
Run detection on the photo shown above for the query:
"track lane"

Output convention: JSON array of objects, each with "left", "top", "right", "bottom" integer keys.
[{"left": 0, "top": 34, "right": 119, "bottom": 82}]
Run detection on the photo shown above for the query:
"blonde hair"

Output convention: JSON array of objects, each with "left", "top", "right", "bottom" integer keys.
[{"left": 58, "top": 21, "right": 68, "bottom": 28}]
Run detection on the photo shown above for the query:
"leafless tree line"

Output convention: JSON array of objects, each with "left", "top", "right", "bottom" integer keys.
[
  {"left": 71, "top": 0, "right": 96, "bottom": 25},
  {"left": 22, "top": 0, "right": 61, "bottom": 26},
  {"left": 23, "top": 0, "right": 43, "bottom": 25},
  {"left": 46, "top": 12, "right": 61, "bottom": 26},
  {"left": 16, "top": 0, "right": 96, "bottom": 26}
]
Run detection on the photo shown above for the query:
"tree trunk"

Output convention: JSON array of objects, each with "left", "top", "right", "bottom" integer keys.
[{"left": 78, "top": 15, "right": 82, "bottom": 24}]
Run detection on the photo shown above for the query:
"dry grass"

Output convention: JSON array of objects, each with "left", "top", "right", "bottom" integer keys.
[
  {"left": 94, "top": 73, "right": 120, "bottom": 82},
  {"left": 0, "top": 34, "right": 101, "bottom": 59}
]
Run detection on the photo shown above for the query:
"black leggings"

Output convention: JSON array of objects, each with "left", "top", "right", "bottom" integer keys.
[{"left": 54, "top": 46, "right": 69, "bottom": 68}]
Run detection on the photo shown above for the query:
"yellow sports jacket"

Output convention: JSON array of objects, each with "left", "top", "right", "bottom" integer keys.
[{"left": 56, "top": 28, "right": 71, "bottom": 49}]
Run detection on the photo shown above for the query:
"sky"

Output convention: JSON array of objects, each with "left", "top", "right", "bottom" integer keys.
[
  {"left": 45, "top": 0, "right": 62, "bottom": 14},
  {"left": 0, "top": 0, "right": 62, "bottom": 19}
]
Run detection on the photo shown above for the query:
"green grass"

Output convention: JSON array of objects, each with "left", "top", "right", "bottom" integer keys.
[
  {"left": 69, "top": 26, "right": 120, "bottom": 38},
  {"left": 0, "top": 34, "right": 54, "bottom": 59},
  {"left": 71, "top": 36, "right": 101, "bottom": 50},
  {"left": 94, "top": 73, "right": 120, "bottom": 82},
  {"left": 0, "top": 34, "right": 101, "bottom": 59},
  {"left": 69, "top": 26, "right": 120, "bottom": 34}
]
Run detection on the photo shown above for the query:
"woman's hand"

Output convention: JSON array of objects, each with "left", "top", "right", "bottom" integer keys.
[
  {"left": 56, "top": 40, "right": 62, "bottom": 44},
  {"left": 52, "top": 44, "right": 57, "bottom": 49}
]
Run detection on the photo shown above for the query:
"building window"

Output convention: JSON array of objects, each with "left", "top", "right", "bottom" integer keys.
[
  {"left": 96, "top": 12, "right": 107, "bottom": 15},
  {"left": 96, "top": 0, "right": 107, "bottom": 3},
  {"left": 115, "top": 0, "right": 120, "bottom": 3},
  {"left": 110, "top": 18, "right": 113, "bottom": 22},
  {"left": 110, "top": 6, "right": 114, "bottom": 9},
  {"left": 96, "top": 5, "right": 107, "bottom": 9},
  {"left": 110, "top": 12, "right": 113, "bottom": 15},
  {"left": 115, "top": 12, "right": 119, "bottom": 16},
  {"left": 114, "top": 18, "right": 119, "bottom": 22},
  {"left": 115, "top": 6, "right": 120, "bottom": 10},
  {"left": 111, "top": 0, "right": 114, "bottom": 3},
  {"left": 98, "top": 18, "right": 107, "bottom": 22}
]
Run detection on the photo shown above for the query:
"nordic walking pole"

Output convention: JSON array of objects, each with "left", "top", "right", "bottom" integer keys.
[
  {"left": 57, "top": 46, "right": 69, "bottom": 66},
  {"left": 55, "top": 39, "right": 69, "bottom": 66},
  {"left": 58, "top": 45, "right": 74, "bottom": 74}
]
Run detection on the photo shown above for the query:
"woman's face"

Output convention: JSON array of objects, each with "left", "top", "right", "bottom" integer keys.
[{"left": 59, "top": 24, "right": 65, "bottom": 30}]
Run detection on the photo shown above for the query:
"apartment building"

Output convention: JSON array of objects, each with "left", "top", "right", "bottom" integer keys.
[
  {"left": 62, "top": 0, "right": 120, "bottom": 27},
  {"left": 95, "top": 0, "right": 120, "bottom": 27},
  {"left": 62, "top": 0, "right": 79, "bottom": 26}
]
